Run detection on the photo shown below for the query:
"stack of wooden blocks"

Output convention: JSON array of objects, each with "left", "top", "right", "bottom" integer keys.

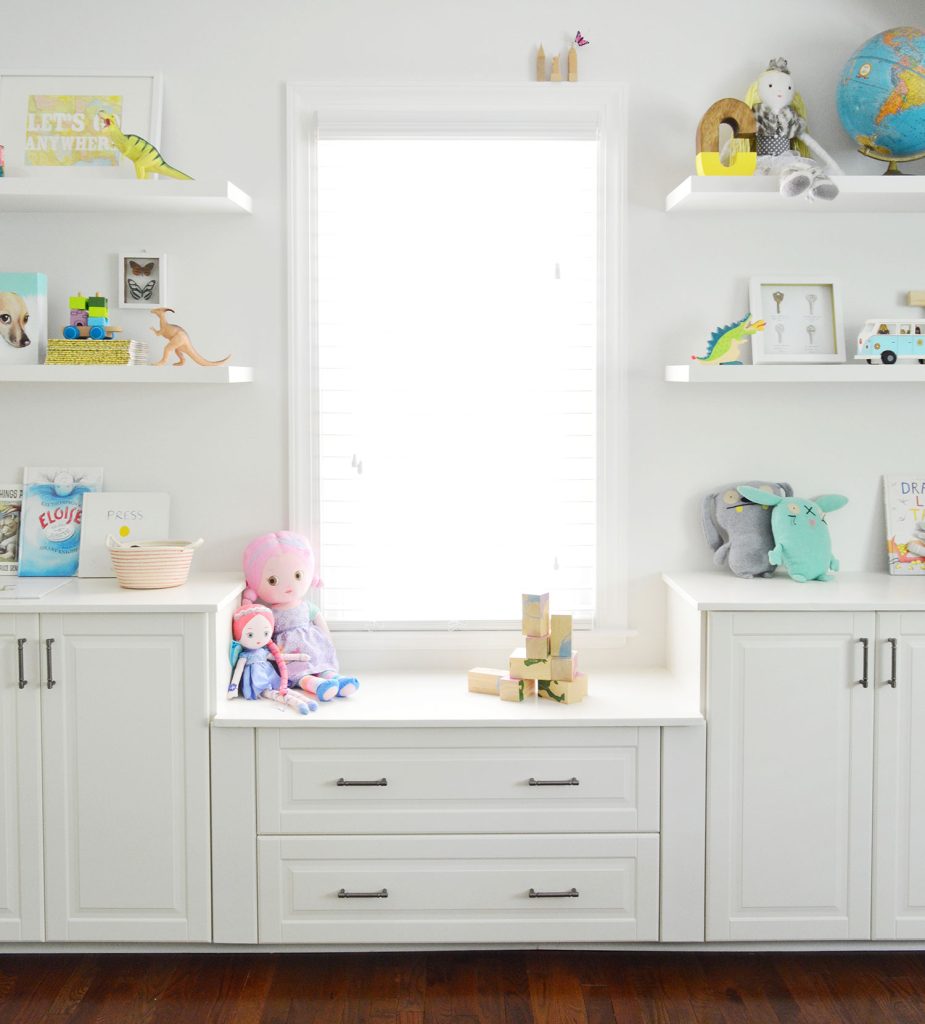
[{"left": 467, "top": 593, "right": 589, "bottom": 704}]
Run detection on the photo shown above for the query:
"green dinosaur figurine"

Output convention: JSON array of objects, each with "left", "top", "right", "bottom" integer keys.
[{"left": 692, "top": 313, "right": 766, "bottom": 364}]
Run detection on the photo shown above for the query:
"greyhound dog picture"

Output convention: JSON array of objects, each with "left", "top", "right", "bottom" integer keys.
[{"left": 0, "top": 272, "right": 47, "bottom": 364}]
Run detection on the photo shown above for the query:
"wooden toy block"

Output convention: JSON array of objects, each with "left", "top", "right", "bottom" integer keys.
[
  {"left": 467, "top": 667, "right": 507, "bottom": 695},
  {"left": 550, "top": 54, "right": 561, "bottom": 81},
  {"left": 69, "top": 309, "right": 89, "bottom": 326},
  {"left": 549, "top": 651, "right": 579, "bottom": 682},
  {"left": 549, "top": 614, "right": 572, "bottom": 658},
  {"left": 525, "top": 634, "right": 550, "bottom": 659},
  {"left": 538, "top": 673, "right": 588, "bottom": 704},
  {"left": 909, "top": 291, "right": 925, "bottom": 308},
  {"left": 87, "top": 316, "right": 109, "bottom": 327},
  {"left": 69, "top": 294, "right": 87, "bottom": 310},
  {"left": 500, "top": 677, "right": 536, "bottom": 702},
  {"left": 87, "top": 294, "right": 108, "bottom": 308},
  {"left": 521, "top": 593, "right": 549, "bottom": 637},
  {"left": 509, "top": 647, "right": 552, "bottom": 681},
  {"left": 567, "top": 45, "right": 577, "bottom": 82},
  {"left": 536, "top": 44, "right": 546, "bottom": 83}
]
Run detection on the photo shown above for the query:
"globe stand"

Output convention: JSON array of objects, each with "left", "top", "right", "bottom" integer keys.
[{"left": 859, "top": 146, "right": 925, "bottom": 175}]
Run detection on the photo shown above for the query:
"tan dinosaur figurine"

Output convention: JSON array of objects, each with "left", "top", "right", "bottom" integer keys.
[{"left": 149, "top": 307, "right": 230, "bottom": 367}]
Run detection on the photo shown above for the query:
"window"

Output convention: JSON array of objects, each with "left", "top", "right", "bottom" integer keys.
[{"left": 288, "top": 86, "right": 625, "bottom": 635}]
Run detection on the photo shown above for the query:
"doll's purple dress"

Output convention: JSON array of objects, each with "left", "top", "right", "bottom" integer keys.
[
  {"left": 273, "top": 601, "right": 338, "bottom": 683},
  {"left": 238, "top": 647, "right": 279, "bottom": 700}
]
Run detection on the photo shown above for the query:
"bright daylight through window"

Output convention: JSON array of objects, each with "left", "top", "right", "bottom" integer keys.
[{"left": 316, "top": 135, "right": 598, "bottom": 628}]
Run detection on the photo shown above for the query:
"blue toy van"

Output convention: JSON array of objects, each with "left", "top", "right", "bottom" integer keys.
[{"left": 856, "top": 319, "right": 925, "bottom": 364}]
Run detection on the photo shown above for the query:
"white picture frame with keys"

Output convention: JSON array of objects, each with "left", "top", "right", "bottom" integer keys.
[{"left": 749, "top": 276, "right": 845, "bottom": 364}]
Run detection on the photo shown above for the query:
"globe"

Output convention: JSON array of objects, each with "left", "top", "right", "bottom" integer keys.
[{"left": 836, "top": 26, "right": 925, "bottom": 170}]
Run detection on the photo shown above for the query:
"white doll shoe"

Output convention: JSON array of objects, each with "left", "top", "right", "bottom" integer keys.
[
  {"left": 809, "top": 169, "right": 839, "bottom": 201},
  {"left": 780, "top": 167, "right": 812, "bottom": 198}
]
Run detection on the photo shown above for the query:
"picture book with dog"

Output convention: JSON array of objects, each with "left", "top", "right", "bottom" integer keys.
[
  {"left": 0, "top": 484, "right": 23, "bottom": 576},
  {"left": 884, "top": 474, "right": 925, "bottom": 575},
  {"left": 18, "top": 467, "right": 103, "bottom": 577},
  {"left": 0, "top": 273, "right": 47, "bottom": 365}
]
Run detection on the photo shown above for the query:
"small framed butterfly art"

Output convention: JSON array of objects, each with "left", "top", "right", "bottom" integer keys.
[{"left": 118, "top": 252, "right": 167, "bottom": 309}]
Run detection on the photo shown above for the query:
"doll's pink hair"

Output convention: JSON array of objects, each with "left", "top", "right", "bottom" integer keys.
[
  {"left": 232, "top": 604, "right": 289, "bottom": 696},
  {"left": 241, "top": 530, "right": 321, "bottom": 603}
]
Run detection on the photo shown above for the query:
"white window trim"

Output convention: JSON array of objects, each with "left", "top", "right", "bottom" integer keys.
[{"left": 286, "top": 83, "right": 629, "bottom": 651}]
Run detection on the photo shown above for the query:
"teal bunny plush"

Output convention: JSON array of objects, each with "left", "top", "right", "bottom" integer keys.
[{"left": 736, "top": 485, "right": 848, "bottom": 582}]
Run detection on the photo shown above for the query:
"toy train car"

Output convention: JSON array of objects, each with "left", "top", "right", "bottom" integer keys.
[
  {"left": 63, "top": 292, "right": 122, "bottom": 341},
  {"left": 61, "top": 323, "right": 122, "bottom": 340}
]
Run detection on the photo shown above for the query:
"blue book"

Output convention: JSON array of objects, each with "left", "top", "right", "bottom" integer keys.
[{"left": 17, "top": 467, "right": 103, "bottom": 577}]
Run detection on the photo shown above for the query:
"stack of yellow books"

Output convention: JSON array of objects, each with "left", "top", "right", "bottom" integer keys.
[{"left": 45, "top": 338, "right": 149, "bottom": 366}]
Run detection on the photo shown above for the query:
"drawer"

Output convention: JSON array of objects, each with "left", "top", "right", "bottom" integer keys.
[
  {"left": 257, "top": 833, "right": 659, "bottom": 943},
  {"left": 256, "top": 727, "right": 660, "bottom": 834}
]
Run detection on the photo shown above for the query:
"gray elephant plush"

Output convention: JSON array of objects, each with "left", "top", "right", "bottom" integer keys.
[{"left": 702, "top": 481, "right": 793, "bottom": 578}]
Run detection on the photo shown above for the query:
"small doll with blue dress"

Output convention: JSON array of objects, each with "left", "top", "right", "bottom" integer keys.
[
  {"left": 227, "top": 604, "right": 319, "bottom": 714},
  {"left": 242, "top": 531, "right": 359, "bottom": 702}
]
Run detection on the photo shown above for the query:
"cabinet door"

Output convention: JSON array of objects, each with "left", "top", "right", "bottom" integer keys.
[
  {"left": 874, "top": 612, "right": 925, "bottom": 939},
  {"left": 707, "top": 611, "right": 875, "bottom": 941},
  {"left": 0, "top": 615, "right": 42, "bottom": 941},
  {"left": 40, "top": 613, "right": 211, "bottom": 941}
]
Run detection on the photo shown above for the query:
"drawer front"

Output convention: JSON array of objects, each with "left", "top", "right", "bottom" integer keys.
[
  {"left": 257, "top": 833, "right": 659, "bottom": 943},
  {"left": 256, "top": 727, "right": 659, "bottom": 835}
]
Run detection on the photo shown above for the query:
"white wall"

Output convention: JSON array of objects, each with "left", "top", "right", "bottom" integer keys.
[{"left": 4, "top": 0, "right": 923, "bottom": 666}]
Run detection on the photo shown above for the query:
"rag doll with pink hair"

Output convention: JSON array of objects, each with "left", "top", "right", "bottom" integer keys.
[
  {"left": 228, "top": 604, "right": 318, "bottom": 715},
  {"left": 242, "top": 530, "right": 359, "bottom": 702}
]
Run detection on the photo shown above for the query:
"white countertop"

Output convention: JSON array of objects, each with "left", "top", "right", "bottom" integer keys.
[
  {"left": 664, "top": 570, "right": 925, "bottom": 612},
  {"left": 0, "top": 572, "right": 243, "bottom": 613},
  {"left": 212, "top": 668, "right": 703, "bottom": 728}
]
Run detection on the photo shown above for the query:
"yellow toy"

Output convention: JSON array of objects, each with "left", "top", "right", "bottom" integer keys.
[{"left": 98, "top": 112, "right": 192, "bottom": 181}]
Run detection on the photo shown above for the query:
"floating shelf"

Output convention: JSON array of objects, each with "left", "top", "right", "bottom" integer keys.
[
  {"left": 0, "top": 365, "right": 253, "bottom": 384},
  {"left": 666, "top": 175, "right": 925, "bottom": 214},
  {"left": 0, "top": 178, "right": 252, "bottom": 214},
  {"left": 666, "top": 363, "right": 925, "bottom": 383}
]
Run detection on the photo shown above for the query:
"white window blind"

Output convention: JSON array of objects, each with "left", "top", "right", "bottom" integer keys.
[{"left": 315, "top": 129, "right": 599, "bottom": 629}]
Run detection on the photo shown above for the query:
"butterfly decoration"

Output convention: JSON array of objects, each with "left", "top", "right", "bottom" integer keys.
[
  {"left": 129, "top": 260, "right": 155, "bottom": 276},
  {"left": 127, "top": 278, "right": 157, "bottom": 301},
  {"left": 574, "top": 30, "right": 590, "bottom": 47}
]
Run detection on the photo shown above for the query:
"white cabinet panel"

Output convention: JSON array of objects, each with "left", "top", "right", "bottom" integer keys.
[
  {"left": 707, "top": 611, "right": 875, "bottom": 941},
  {"left": 0, "top": 616, "right": 42, "bottom": 941},
  {"left": 258, "top": 833, "right": 659, "bottom": 944},
  {"left": 257, "top": 727, "right": 659, "bottom": 836},
  {"left": 40, "top": 614, "right": 211, "bottom": 941},
  {"left": 874, "top": 612, "right": 925, "bottom": 939}
]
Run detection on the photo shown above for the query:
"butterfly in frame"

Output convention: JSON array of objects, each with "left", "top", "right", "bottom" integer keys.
[
  {"left": 129, "top": 260, "right": 155, "bottom": 276},
  {"left": 127, "top": 278, "right": 157, "bottom": 301},
  {"left": 574, "top": 30, "right": 590, "bottom": 47}
]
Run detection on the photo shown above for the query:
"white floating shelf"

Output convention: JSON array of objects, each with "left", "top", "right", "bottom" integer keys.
[
  {"left": 0, "top": 365, "right": 253, "bottom": 384},
  {"left": 666, "top": 174, "right": 925, "bottom": 214},
  {"left": 666, "top": 363, "right": 925, "bottom": 383},
  {"left": 0, "top": 177, "right": 252, "bottom": 214}
]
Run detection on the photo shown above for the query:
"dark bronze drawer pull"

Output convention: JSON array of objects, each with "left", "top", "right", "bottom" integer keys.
[
  {"left": 337, "top": 888, "right": 388, "bottom": 899},
  {"left": 528, "top": 777, "right": 579, "bottom": 786},
  {"left": 529, "top": 887, "right": 579, "bottom": 898},
  {"left": 336, "top": 777, "right": 388, "bottom": 787},
  {"left": 886, "top": 637, "right": 898, "bottom": 688},
  {"left": 857, "top": 637, "right": 869, "bottom": 688},
  {"left": 17, "top": 638, "right": 27, "bottom": 689},
  {"left": 45, "top": 638, "right": 56, "bottom": 689}
]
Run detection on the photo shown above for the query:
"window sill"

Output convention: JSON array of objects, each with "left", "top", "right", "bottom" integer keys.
[{"left": 330, "top": 628, "right": 637, "bottom": 654}]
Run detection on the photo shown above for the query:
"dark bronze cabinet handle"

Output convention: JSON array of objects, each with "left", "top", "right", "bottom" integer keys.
[
  {"left": 336, "top": 777, "right": 387, "bottom": 787},
  {"left": 529, "top": 887, "right": 579, "bottom": 898},
  {"left": 45, "top": 638, "right": 56, "bottom": 689},
  {"left": 17, "top": 638, "right": 27, "bottom": 689},
  {"left": 528, "top": 777, "right": 580, "bottom": 787},
  {"left": 337, "top": 888, "right": 388, "bottom": 898},
  {"left": 857, "top": 638, "right": 869, "bottom": 688},
  {"left": 886, "top": 637, "right": 898, "bottom": 688}
]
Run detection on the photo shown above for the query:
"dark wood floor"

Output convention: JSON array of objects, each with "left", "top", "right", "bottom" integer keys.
[{"left": 1, "top": 950, "right": 925, "bottom": 1023}]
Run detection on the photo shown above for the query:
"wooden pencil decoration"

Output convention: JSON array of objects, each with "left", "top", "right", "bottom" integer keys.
[
  {"left": 550, "top": 55, "right": 561, "bottom": 82},
  {"left": 568, "top": 45, "right": 577, "bottom": 82},
  {"left": 536, "top": 45, "right": 546, "bottom": 82}
]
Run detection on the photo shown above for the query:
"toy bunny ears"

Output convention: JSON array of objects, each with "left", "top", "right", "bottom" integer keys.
[{"left": 736, "top": 486, "right": 848, "bottom": 513}]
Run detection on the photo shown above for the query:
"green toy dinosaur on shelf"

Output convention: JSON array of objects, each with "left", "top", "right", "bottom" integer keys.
[
  {"left": 692, "top": 313, "right": 766, "bottom": 364},
  {"left": 98, "top": 112, "right": 192, "bottom": 181}
]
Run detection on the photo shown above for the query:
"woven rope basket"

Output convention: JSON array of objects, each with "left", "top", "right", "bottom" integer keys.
[{"left": 107, "top": 537, "right": 203, "bottom": 590}]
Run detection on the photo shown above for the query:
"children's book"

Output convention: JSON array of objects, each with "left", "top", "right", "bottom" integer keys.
[
  {"left": 78, "top": 492, "right": 170, "bottom": 577},
  {"left": 884, "top": 474, "right": 925, "bottom": 575},
  {"left": 0, "top": 484, "right": 23, "bottom": 576},
  {"left": 17, "top": 467, "right": 103, "bottom": 577}
]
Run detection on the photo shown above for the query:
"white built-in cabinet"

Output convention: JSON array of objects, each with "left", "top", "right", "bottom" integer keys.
[
  {"left": 665, "top": 572, "right": 925, "bottom": 944},
  {"left": 0, "top": 577, "right": 240, "bottom": 943}
]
